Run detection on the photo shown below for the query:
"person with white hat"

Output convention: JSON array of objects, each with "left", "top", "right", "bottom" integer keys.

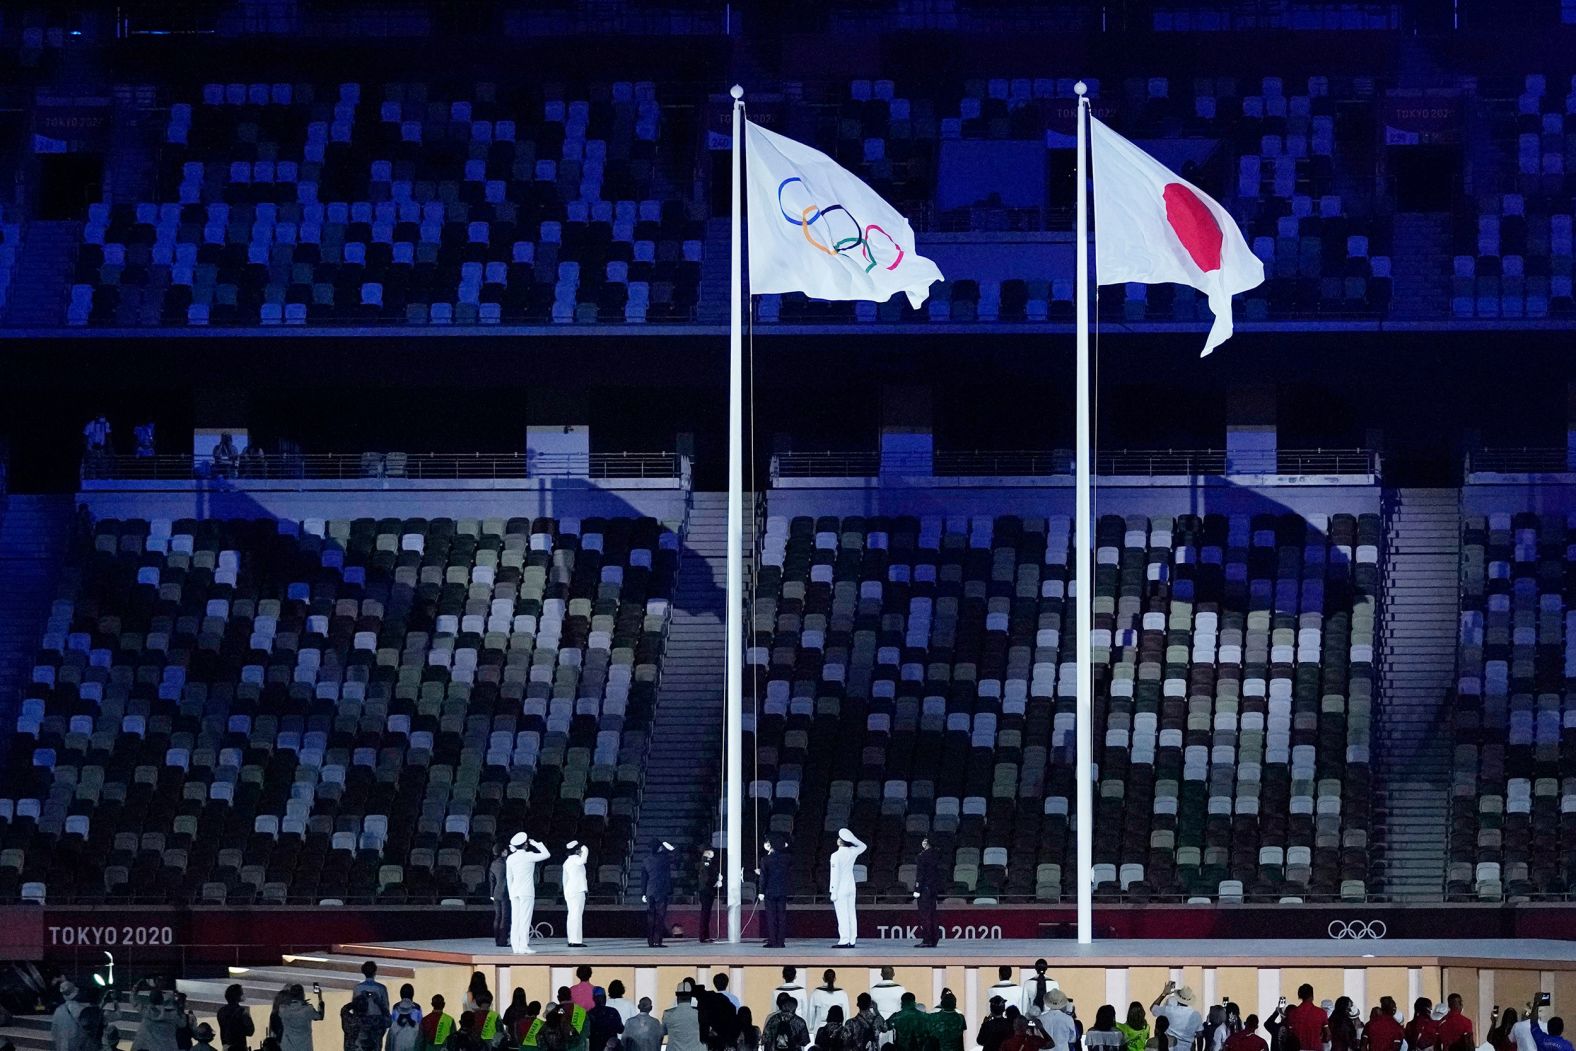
[
  {"left": 1152, "top": 983, "right": 1203, "bottom": 1051},
  {"left": 641, "top": 841, "right": 677, "bottom": 947},
  {"left": 505, "top": 832, "right": 551, "bottom": 954},
  {"left": 1040, "top": 989, "right": 1080, "bottom": 1051},
  {"left": 828, "top": 828, "right": 867, "bottom": 949},
  {"left": 562, "top": 840, "right": 590, "bottom": 948}
]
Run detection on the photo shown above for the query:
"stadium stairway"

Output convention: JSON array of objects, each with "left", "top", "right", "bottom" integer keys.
[
  {"left": 0, "top": 995, "right": 144, "bottom": 1051},
  {"left": 0, "top": 494, "right": 73, "bottom": 777},
  {"left": 625, "top": 490, "right": 737, "bottom": 899},
  {"left": 1388, "top": 214, "right": 1451, "bottom": 321},
  {"left": 0, "top": 221, "right": 79, "bottom": 327},
  {"left": 1375, "top": 487, "right": 1460, "bottom": 899}
]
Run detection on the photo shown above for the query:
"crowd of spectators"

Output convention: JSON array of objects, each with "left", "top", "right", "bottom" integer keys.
[{"left": 47, "top": 965, "right": 1571, "bottom": 1051}]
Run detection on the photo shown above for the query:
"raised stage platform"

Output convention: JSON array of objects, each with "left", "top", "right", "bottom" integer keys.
[{"left": 317, "top": 937, "right": 1576, "bottom": 1027}]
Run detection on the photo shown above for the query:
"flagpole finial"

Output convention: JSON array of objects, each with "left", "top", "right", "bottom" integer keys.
[
  {"left": 1074, "top": 80, "right": 1087, "bottom": 97},
  {"left": 730, "top": 84, "right": 744, "bottom": 100}
]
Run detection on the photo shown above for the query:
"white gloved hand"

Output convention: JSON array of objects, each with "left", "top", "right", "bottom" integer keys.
[
  {"left": 913, "top": 892, "right": 920, "bottom": 898},
  {"left": 642, "top": 895, "right": 648, "bottom": 903},
  {"left": 757, "top": 893, "right": 765, "bottom": 901},
  {"left": 716, "top": 878, "right": 723, "bottom": 888}
]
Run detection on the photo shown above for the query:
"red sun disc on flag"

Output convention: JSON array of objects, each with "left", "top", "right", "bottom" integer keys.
[{"left": 1163, "top": 183, "right": 1223, "bottom": 273}]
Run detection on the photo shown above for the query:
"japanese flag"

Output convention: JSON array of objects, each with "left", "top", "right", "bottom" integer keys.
[{"left": 1090, "top": 116, "right": 1264, "bottom": 355}]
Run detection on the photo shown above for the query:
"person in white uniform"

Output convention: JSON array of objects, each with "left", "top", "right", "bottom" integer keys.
[
  {"left": 827, "top": 828, "right": 867, "bottom": 948},
  {"left": 773, "top": 968, "right": 811, "bottom": 1029},
  {"left": 986, "top": 969, "right": 1020, "bottom": 1008},
  {"left": 506, "top": 832, "right": 551, "bottom": 954},
  {"left": 1019, "top": 960, "right": 1061, "bottom": 1021},
  {"left": 808, "top": 971, "right": 850, "bottom": 1039},
  {"left": 869, "top": 968, "right": 908, "bottom": 1047},
  {"left": 562, "top": 840, "right": 590, "bottom": 948}
]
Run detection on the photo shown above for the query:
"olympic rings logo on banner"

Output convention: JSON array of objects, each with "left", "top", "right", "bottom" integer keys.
[
  {"left": 1327, "top": 920, "right": 1387, "bottom": 940},
  {"left": 531, "top": 921, "right": 555, "bottom": 939},
  {"left": 776, "top": 176, "right": 907, "bottom": 274}
]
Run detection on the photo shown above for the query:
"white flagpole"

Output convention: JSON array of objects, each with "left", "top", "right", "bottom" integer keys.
[
  {"left": 1073, "top": 80, "right": 1094, "bottom": 946},
  {"left": 726, "top": 83, "right": 745, "bottom": 945}
]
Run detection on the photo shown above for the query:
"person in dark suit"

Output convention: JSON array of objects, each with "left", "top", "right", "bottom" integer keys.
[
  {"left": 697, "top": 848, "right": 721, "bottom": 944},
  {"left": 640, "top": 841, "right": 676, "bottom": 947},
  {"left": 695, "top": 982, "right": 740, "bottom": 1051},
  {"left": 912, "top": 836, "right": 941, "bottom": 948},
  {"left": 488, "top": 844, "right": 510, "bottom": 948},
  {"left": 756, "top": 836, "right": 792, "bottom": 949}
]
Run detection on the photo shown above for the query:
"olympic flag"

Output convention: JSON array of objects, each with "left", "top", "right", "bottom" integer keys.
[
  {"left": 744, "top": 119, "right": 943, "bottom": 308},
  {"left": 1089, "top": 115, "right": 1264, "bottom": 355}
]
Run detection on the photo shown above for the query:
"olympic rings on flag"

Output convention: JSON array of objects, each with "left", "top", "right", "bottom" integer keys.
[
  {"left": 776, "top": 176, "right": 906, "bottom": 274},
  {"left": 1326, "top": 919, "right": 1387, "bottom": 940}
]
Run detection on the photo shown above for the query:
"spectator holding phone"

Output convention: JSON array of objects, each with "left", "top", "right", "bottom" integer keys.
[{"left": 1508, "top": 995, "right": 1569, "bottom": 1051}]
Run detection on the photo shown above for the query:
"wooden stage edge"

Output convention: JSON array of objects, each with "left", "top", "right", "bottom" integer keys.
[{"left": 330, "top": 936, "right": 1576, "bottom": 970}]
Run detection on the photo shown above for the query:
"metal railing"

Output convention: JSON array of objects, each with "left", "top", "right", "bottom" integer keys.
[
  {"left": 773, "top": 448, "right": 1377, "bottom": 480},
  {"left": 771, "top": 451, "right": 885, "bottom": 478},
  {"left": 1465, "top": 448, "right": 1571, "bottom": 474},
  {"left": 81, "top": 451, "right": 685, "bottom": 481}
]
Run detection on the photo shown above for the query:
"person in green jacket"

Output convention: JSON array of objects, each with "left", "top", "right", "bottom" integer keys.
[
  {"left": 889, "top": 996, "right": 929, "bottom": 1051},
  {"left": 926, "top": 993, "right": 968, "bottom": 1051},
  {"left": 1115, "top": 1003, "right": 1150, "bottom": 1051},
  {"left": 554, "top": 991, "right": 586, "bottom": 1051},
  {"left": 417, "top": 997, "right": 452, "bottom": 1051}
]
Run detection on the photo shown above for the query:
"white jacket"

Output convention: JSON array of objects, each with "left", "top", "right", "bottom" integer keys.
[
  {"left": 506, "top": 841, "right": 550, "bottom": 899},
  {"left": 869, "top": 982, "right": 907, "bottom": 1022},
  {"left": 562, "top": 852, "right": 588, "bottom": 897},
  {"left": 774, "top": 983, "right": 811, "bottom": 1026},
  {"left": 1018, "top": 975, "right": 1060, "bottom": 1018},
  {"left": 808, "top": 988, "right": 851, "bottom": 1038},
  {"left": 828, "top": 832, "right": 867, "bottom": 898}
]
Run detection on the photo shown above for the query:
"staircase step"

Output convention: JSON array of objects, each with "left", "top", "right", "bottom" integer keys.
[{"left": 1375, "top": 487, "right": 1458, "bottom": 899}]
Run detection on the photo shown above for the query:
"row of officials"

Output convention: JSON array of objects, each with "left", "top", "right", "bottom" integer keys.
[{"left": 489, "top": 831, "right": 945, "bottom": 952}]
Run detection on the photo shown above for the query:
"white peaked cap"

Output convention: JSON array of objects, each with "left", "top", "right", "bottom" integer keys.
[
  {"left": 662, "top": 841, "right": 675, "bottom": 851},
  {"left": 566, "top": 840, "right": 579, "bottom": 850},
  {"left": 510, "top": 832, "right": 529, "bottom": 847}
]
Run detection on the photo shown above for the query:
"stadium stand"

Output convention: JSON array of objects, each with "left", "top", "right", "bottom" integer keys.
[
  {"left": 738, "top": 510, "right": 1381, "bottom": 902},
  {"left": 1450, "top": 511, "right": 1576, "bottom": 901},
  {"left": 69, "top": 79, "right": 705, "bottom": 326},
  {"left": 1449, "top": 74, "right": 1576, "bottom": 320},
  {"left": 0, "top": 513, "right": 677, "bottom": 903},
  {"left": 0, "top": 209, "right": 19, "bottom": 319}
]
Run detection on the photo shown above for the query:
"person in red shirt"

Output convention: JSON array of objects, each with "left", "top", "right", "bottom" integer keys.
[
  {"left": 1224, "top": 1016, "right": 1269, "bottom": 1051},
  {"left": 1437, "top": 995, "right": 1475, "bottom": 1051},
  {"left": 1406, "top": 999, "right": 1440, "bottom": 1051},
  {"left": 1362, "top": 998, "right": 1405, "bottom": 1051},
  {"left": 1284, "top": 987, "right": 1329, "bottom": 1051},
  {"left": 1001, "top": 1016, "right": 1050, "bottom": 1051}
]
